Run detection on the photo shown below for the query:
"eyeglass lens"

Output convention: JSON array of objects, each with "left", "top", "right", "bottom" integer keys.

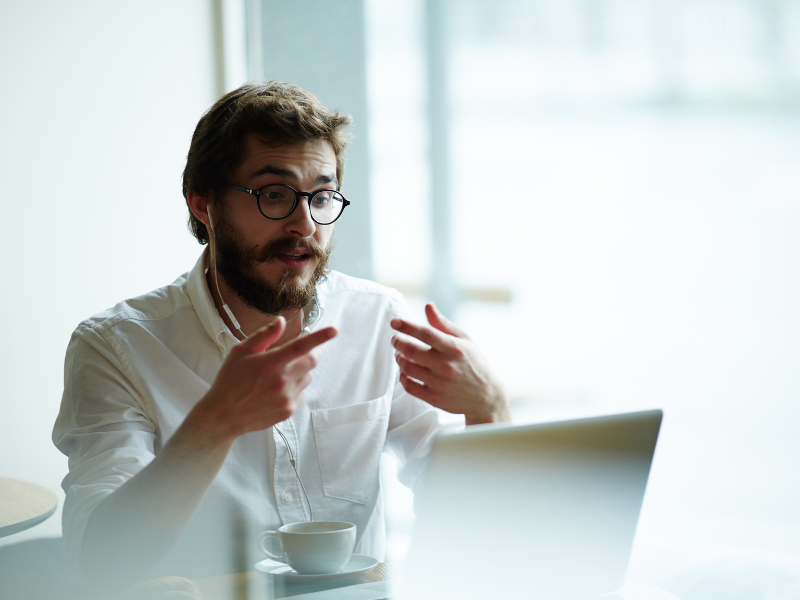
[{"left": 258, "top": 184, "right": 345, "bottom": 224}]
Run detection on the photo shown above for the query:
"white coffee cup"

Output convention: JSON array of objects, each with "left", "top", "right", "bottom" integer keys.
[{"left": 259, "top": 521, "right": 356, "bottom": 575}]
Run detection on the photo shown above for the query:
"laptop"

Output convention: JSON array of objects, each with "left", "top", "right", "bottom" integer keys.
[
  {"left": 280, "top": 409, "right": 662, "bottom": 600},
  {"left": 399, "top": 409, "right": 663, "bottom": 600}
]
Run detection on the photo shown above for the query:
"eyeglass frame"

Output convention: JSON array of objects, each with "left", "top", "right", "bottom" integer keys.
[{"left": 228, "top": 183, "right": 350, "bottom": 225}]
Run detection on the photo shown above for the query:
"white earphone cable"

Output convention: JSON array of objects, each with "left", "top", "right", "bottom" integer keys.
[
  {"left": 273, "top": 424, "right": 314, "bottom": 522},
  {"left": 207, "top": 206, "right": 313, "bottom": 521}
]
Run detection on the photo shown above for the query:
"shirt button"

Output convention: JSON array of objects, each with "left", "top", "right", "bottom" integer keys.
[{"left": 284, "top": 492, "right": 293, "bottom": 502}]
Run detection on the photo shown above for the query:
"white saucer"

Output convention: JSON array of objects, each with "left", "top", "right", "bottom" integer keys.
[{"left": 255, "top": 554, "right": 379, "bottom": 586}]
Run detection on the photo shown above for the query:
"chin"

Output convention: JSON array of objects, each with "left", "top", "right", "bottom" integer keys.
[{"left": 279, "top": 267, "right": 312, "bottom": 287}]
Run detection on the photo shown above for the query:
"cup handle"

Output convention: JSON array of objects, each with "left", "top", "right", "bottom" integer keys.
[{"left": 259, "top": 530, "right": 284, "bottom": 562}]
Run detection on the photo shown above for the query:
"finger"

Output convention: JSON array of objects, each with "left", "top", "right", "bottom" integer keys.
[
  {"left": 398, "top": 372, "right": 438, "bottom": 405},
  {"left": 392, "top": 335, "right": 445, "bottom": 369},
  {"left": 287, "top": 372, "right": 314, "bottom": 405},
  {"left": 396, "top": 354, "right": 445, "bottom": 391},
  {"left": 390, "top": 318, "right": 451, "bottom": 352},
  {"left": 283, "top": 346, "right": 325, "bottom": 380},
  {"left": 295, "top": 372, "right": 313, "bottom": 394},
  {"left": 271, "top": 326, "right": 337, "bottom": 364},
  {"left": 426, "top": 303, "right": 468, "bottom": 339},
  {"left": 273, "top": 370, "right": 313, "bottom": 409},
  {"left": 238, "top": 318, "right": 286, "bottom": 354}
]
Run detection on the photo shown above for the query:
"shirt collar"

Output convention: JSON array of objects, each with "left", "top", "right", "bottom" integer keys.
[
  {"left": 186, "top": 249, "right": 239, "bottom": 353},
  {"left": 302, "top": 292, "right": 324, "bottom": 332},
  {"left": 186, "top": 249, "right": 327, "bottom": 351}
]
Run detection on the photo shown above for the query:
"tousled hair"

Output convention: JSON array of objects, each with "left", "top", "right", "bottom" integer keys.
[{"left": 182, "top": 81, "right": 352, "bottom": 245}]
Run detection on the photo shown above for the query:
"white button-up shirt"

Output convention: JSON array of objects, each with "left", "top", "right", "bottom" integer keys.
[{"left": 53, "top": 251, "right": 462, "bottom": 578}]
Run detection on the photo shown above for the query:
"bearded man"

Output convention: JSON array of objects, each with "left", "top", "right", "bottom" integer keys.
[{"left": 53, "top": 81, "right": 509, "bottom": 588}]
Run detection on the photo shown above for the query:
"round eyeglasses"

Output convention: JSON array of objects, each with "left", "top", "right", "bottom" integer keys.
[{"left": 228, "top": 183, "right": 350, "bottom": 225}]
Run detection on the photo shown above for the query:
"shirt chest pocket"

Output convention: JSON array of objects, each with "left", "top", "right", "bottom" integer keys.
[{"left": 311, "top": 393, "right": 391, "bottom": 505}]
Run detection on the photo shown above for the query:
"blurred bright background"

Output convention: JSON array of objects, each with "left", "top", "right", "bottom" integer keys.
[
  {"left": 367, "top": 0, "right": 800, "bottom": 569},
  {"left": 1, "top": 0, "right": 799, "bottom": 591}
]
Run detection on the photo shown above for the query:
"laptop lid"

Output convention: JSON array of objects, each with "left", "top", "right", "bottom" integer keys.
[{"left": 400, "top": 410, "right": 663, "bottom": 600}]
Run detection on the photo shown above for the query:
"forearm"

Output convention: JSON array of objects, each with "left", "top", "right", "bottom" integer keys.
[{"left": 79, "top": 403, "right": 234, "bottom": 588}]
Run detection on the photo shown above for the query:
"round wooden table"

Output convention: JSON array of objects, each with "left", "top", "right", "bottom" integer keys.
[{"left": 0, "top": 477, "right": 58, "bottom": 538}]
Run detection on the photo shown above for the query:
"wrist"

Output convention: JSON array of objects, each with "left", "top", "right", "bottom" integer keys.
[
  {"left": 465, "top": 387, "right": 511, "bottom": 426},
  {"left": 174, "top": 394, "right": 238, "bottom": 457}
]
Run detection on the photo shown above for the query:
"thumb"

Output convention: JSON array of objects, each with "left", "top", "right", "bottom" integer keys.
[
  {"left": 238, "top": 317, "right": 286, "bottom": 354},
  {"left": 425, "top": 303, "right": 467, "bottom": 338}
]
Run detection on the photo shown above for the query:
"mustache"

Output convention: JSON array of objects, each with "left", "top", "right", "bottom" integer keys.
[{"left": 256, "top": 237, "right": 328, "bottom": 263}]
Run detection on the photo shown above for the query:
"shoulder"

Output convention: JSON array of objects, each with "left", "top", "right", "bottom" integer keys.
[
  {"left": 74, "top": 271, "right": 193, "bottom": 340},
  {"left": 319, "top": 270, "right": 403, "bottom": 299}
]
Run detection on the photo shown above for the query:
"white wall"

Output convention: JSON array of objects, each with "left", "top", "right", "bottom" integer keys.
[{"left": 0, "top": 0, "right": 219, "bottom": 545}]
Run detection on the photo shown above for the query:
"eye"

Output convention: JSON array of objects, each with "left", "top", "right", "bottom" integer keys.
[
  {"left": 260, "top": 185, "right": 293, "bottom": 205},
  {"left": 312, "top": 190, "right": 337, "bottom": 206}
]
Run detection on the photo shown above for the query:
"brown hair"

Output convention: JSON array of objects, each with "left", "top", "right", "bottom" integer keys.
[{"left": 182, "top": 81, "right": 352, "bottom": 245}]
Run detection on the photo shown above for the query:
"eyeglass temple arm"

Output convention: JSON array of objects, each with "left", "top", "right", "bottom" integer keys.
[{"left": 229, "top": 184, "right": 256, "bottom": 195}]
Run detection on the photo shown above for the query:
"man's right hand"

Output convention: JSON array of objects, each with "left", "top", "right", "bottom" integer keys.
[
  {"left": 187, "top": 317, "right": 337, "bottom": 446},
  {"left": 79, "top": 317, "right": 336, "bottom": 588}
]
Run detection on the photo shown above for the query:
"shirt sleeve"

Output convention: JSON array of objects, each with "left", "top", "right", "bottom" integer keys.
[
  {"left": 381, "top": 295, "right": 465, "bottom": 494},
  {"left": 52, "top": 323, "right": 157, "bottom": 564}
]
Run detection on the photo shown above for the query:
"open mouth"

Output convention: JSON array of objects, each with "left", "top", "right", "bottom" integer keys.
[{"left": 277, "top": 250, "right": 312, "bottom": 268}]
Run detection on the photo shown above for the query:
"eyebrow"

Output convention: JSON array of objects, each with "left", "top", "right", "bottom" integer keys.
[{"left": 250, "top": 165, "right": 338, "bottom": 188}]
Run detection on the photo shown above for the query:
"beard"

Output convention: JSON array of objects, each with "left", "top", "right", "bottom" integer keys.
[{"left": 212, "top": 210, "right": 332, "bottom": 316}]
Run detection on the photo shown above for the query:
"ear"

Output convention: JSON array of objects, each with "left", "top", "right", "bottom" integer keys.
[{"left": 187, "top": 191, "right": 212, "bottom": 227}]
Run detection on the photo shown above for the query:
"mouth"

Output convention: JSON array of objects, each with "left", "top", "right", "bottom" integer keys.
[{"left": 276, "top": 250, "right": 313, "bottom": 269}]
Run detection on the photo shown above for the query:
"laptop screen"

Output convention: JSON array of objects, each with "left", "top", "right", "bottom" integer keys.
[{"left": 400, "top": 410, "right": 662, "bottom": 600}]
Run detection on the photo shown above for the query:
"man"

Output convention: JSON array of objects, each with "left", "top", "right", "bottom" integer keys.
[{"left": 53, "top": 81, "right": 509, "bottom": 588}]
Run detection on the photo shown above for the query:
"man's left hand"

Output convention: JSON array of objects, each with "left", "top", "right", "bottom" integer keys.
[{"left": 390, "top": 303, "right": 511, "bottom": 425}]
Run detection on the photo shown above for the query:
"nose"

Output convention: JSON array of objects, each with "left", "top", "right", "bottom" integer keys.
[{"left": 282, "top": 197, "right": 317, "bottom": 239}]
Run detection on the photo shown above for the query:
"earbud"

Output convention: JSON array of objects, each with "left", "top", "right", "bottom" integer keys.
[{"left": 207, "top": 206, "right": 214, "bottom": 231}]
